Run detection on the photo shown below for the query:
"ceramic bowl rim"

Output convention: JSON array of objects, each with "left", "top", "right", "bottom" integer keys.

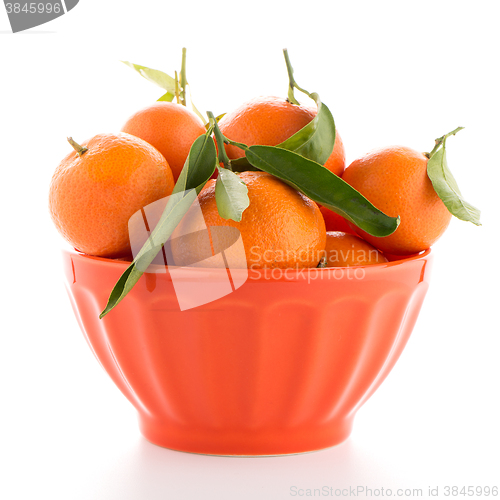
[{"left": 62, "top": 245, "right": 432, "bottom": 283}]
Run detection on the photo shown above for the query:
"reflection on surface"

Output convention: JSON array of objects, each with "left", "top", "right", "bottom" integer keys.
[{"left": 92, "top": 433, "right": 405, "bottom": 500}]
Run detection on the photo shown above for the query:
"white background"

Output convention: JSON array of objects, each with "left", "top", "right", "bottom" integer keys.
[{"left": 1, "top": 1, "right": 499, "bottom": 499}]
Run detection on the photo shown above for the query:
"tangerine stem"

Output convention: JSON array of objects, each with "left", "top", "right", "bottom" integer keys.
[
  {"left": 67, "top": 137, "right": 87, "bottom": 156},
  {"left": 425, "top": 126, "right": 464, "bottom": 158},
  {"left": 224, "top": 137, "right": 250, "bottom": 152},
  {"left": 207, "top": 111, "right": 232, "bottom": 171},
  {"left": 283, "top": 48, "right": 311, "bottom": 105},
  {"left": 317, "top": 256, "right": 327, "bottom": 268},
  {"left": 180, "top": 47, "right": 187, "bottom": 107},
  {"left": 174, "top": 71, "right": 180, "bottom": 104}
]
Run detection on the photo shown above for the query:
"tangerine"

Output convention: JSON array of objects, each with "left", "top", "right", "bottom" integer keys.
[
  {"left": 322, "top": 231, "right": 388, "bottom": 267},
  {"left": 49, "top": 133, "right": 174, "bottom": 258},
  {"left": 218, "top": 96, "right": 345, "bottom": 176},
  {"left": 121, "top": 102, "right": 206, "bottom": 181},
  {"left": 170, "top": 171, "right": 326, "bottom": 269},
  {"left": 319, "top": 206, "right": 356, "bottom": 235},
  {"left": 342, "top": 146, "right": 452, "bottom": 255}
]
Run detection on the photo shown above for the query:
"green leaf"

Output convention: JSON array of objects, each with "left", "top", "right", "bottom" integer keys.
[
  {"left": 157, "top": 91, "right": 175, "bottom": 102},
  {"left": 123, "top": 59, "right": 206, "bottom": 123},
  {"left": 244, "top": 145, "right": 400, "bottom": 237},
  {"left": 215, "top": 167, "right": 250, "bottom": 222},
  {"left": 230, "top": 94, "right": 335, "bottom": 172},
  {"left": 278, "top": 93, "right": 335, "bottom": 165},
  {"left": 100, "top": 133, "right": 218, "bottom": 318},
  {"left": 427, "top": 146, "right": 481, "bottom": 225},
  {"left": 122, "top": 61, "right": 176, "bottom": 92},
  {"left": 228, "top": 156, "right": 261, "bottom": 172},
  {"left": 174, "top": 132, "right": 217, "bottom": 194},
  {"left": 190, "top": 98, "right": 206, "bottom": 124},
  {"left": 205, "top": 113, "right": 226, "bottom": 131}
]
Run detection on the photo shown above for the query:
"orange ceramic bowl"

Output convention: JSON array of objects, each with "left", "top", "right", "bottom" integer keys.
[{"left": 62, "top": 248, "right": 432, "bottom": 455}]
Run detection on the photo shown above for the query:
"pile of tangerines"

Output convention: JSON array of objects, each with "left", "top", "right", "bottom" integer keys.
[{"left": 49, "top": 50, "right": 480, "bottom": 315}]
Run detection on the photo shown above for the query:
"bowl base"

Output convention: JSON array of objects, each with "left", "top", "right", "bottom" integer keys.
[{"left": 138, "top": 414, "right": 354, "bottom": 456}]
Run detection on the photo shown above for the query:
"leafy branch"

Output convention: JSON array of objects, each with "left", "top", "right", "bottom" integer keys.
[
  {"left": 425, "top": 127, "right": 481, "bottom": 225},
  {"left": 122, "top": 48, "right": 205, "bottom": 123}
]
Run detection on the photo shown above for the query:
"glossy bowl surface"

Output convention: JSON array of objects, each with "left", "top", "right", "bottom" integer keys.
[{"left": 62, "top": 248, "right": 432, "bottom": 455}]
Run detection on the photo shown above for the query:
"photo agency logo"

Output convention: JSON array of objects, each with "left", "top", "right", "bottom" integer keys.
[
  {"left": 3, "top": 0, "right": 79, "bottom": 32},
  {"left": 128, "top": 191, "right": 248, "bottom": 311}
]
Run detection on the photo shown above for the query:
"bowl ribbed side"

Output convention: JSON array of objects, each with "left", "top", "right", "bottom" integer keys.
[{"left": 62, "top": 250, "right": 432, "bottom": 454}]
